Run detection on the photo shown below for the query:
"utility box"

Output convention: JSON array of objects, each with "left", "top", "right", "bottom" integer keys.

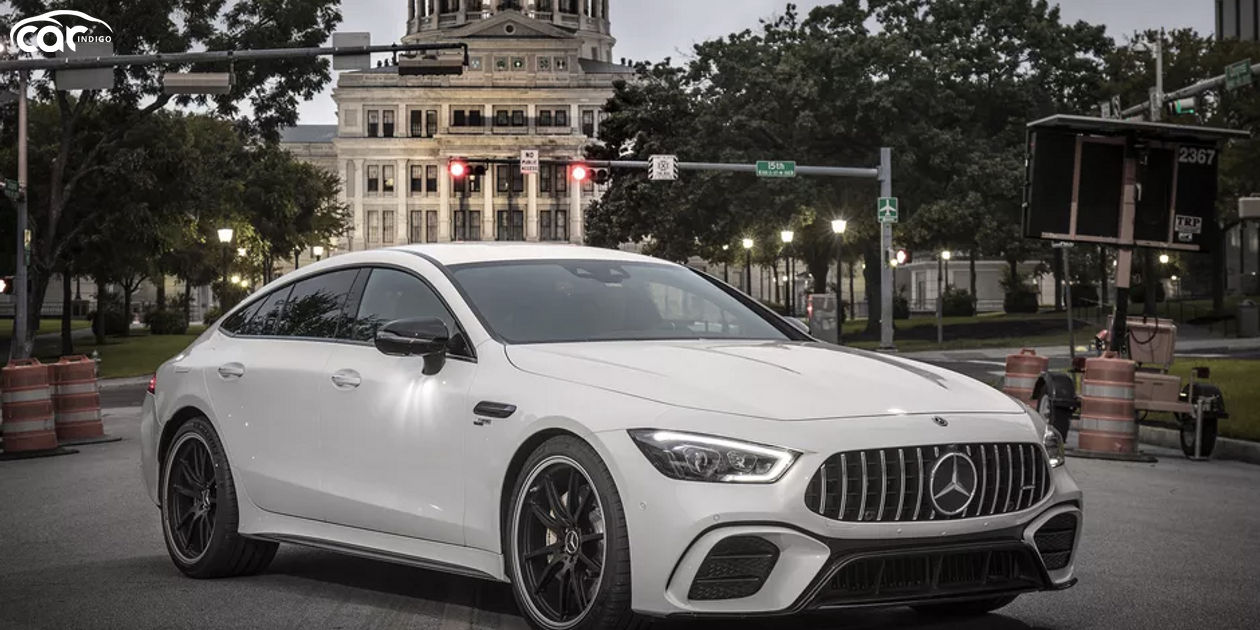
[
  {"left": 807, "top": 294, "right": 839, "bottom": 344},
  {"left": 1239, "top": 300, "right": 1259, "bottom": 338},
  {"left": 1125, "top": 317, "right": 1177, "bottom": 368}
]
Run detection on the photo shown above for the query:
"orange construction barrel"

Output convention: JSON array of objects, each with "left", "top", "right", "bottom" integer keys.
[
  {"left": 50, "top": 355, "right": 105, "bottom": 442},
  {"left": 1, "top": 359, "right": 59, "bottom": 453},
  {"left": 1004, "top": 349, "right": 1049, "bottom": 404},
  {"left": 1076, "top": 352, "right": 1151, "bottom": 461}
]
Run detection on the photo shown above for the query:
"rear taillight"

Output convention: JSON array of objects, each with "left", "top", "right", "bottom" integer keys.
[{"left": 147, "top": 374, "right": 156, "bottom": 395}]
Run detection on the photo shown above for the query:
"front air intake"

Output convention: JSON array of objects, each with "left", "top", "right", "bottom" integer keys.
[
  {"left": 687, "top": 536, "right": 780, "bottom": 601},
  {"left": 1033, "top": 513, "right": 1078, "bottom": 570}
]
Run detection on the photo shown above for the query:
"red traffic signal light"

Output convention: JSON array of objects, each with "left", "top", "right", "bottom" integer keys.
[
  {"left": 570, "top": 164, "right": 589, "bottom": 182},
  {"left": 0, "top": 276, "right": 11, "bottom": 295},
  {"left": 448, "top": 159, "right": 468, "bottom": 178},
  {"left": 892, "top": 249, "right": 910, "bottom": 266},
  {"left": 570, "top": 164, "right": 610, "bottom": 184}
]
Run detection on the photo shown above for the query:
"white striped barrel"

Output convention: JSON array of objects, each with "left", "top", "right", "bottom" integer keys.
[
  {"left": 2, "top": 359, "right": 58, "bottom": 453},
  {"left": 1003, "top": 349, "right": 1049, "bottom": 403},
  {"left": 1078, "top": 352, "right": 1137, "bottom": 455},
  {"left": 51, "top": 356, "right": 104, "bottom": 441}
]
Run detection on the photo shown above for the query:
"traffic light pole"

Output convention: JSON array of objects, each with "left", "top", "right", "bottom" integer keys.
[{"left": 12, "top": 70, "right": 29, "bottom": 360}]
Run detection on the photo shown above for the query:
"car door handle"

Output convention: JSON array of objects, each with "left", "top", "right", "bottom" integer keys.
[
  {"left": 217, "top": 363, "right": 245, "bottom": 379},
  {"left": 330, "top": 370, "right": 362, "bottom": 389}
]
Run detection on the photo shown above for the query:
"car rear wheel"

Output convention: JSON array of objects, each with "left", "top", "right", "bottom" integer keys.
[
  {"left": 913, "top": 594, "right": 1018, "bottom": 617},
  {"left": 160, "top": 416, "right": 277, "bottom": 578},
  {"left": 507, "top": 436, "right": 642, "bottom": 630}
]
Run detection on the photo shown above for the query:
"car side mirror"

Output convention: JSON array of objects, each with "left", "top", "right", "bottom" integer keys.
[{"left": 375, "top": 317, "right": 449, "bottom": 375}]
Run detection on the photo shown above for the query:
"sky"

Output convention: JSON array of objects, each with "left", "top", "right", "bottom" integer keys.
[{"left": 294, "top": 0, "right": 1217, "bottom": 124}]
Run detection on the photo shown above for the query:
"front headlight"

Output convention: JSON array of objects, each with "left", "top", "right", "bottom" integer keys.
[
  {"left": 628, "top": 430, "right": 799, "bottom": 483},
  {"left": 1043, "top": 426, "right": 1066, "bottom": 468}
]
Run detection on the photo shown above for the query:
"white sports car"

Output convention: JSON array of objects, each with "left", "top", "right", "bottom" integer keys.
[{"left": 141, "top": 244, "right": 1081, "bottom": 630}]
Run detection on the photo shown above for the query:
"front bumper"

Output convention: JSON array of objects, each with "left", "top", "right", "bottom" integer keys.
[{"left": 596, "top": 428, "right": 1083, "bottom": 617}]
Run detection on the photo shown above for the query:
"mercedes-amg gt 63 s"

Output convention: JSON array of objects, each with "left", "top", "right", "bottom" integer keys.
[{"left": 141, "top": 244, "right": 1081, "bottom": 630}]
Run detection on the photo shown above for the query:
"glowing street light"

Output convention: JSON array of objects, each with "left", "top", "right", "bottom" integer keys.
[
  {"left": 1159, "top": 253, "right": 1170, "bottom": 264},
  {"left": 237, "top": 247, "right": 247, "bottom": 257},
  {"left": 780, "top": 230, "right": 795, "bottom": 244},
  {"left": 832, "top": 219, "right": 847, "bottom": 235},
  {"left": 217, "top": 228, "right": 234, "bottom": 244}
]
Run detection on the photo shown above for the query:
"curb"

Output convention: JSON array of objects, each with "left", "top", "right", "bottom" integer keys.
[
  {"left": 98, "top": 375, "right": 151, "bottom": 391},
  {"left": 1138, "top": 425, "right": 1260, "bottom": 466}
]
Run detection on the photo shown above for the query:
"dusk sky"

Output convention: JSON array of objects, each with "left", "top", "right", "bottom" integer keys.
[{"left": 294, "top": 0, "right": 1217, "bottom": 124}]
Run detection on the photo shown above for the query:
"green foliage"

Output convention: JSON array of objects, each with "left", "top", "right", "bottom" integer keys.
[
  {"left": 144, "top": 310, "right": 190, "bottom": 336},
  {"left": 1004, "top": 291, "right": 1041, "bottom": 314},
  {"left": 893, "top": 294, "right": 911, "bottom": 320},
  {"left": 1129, "top": 282, "right": 1167, "bottom": 304},
  {"left": 942, "top": 287, "right": 977, "bottom": 317},
  {"left": 89, "top": 307, "right": 131, "bottom": 338},
  {"left": 202, "top": 307, "right": 224, "bottom": 327}
]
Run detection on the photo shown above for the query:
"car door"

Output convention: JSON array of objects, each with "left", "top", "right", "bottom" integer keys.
[
  {"left": 202, "top": 269, "right": 359, "bottom": 522},
  {"left": 318, "top": 266, "right": 475, "bottom": 545}
]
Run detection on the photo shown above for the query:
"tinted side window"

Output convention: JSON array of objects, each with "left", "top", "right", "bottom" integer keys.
[
  {"left": 350, "top": 269, "right": 462, "bottom": 350},
  {"left": 239, "top": 286, "right": 293, "bottom": 336},
  {"left": 274, "top": 270, "right": 359, "bottom": 338},
  {"left": 221, "top": 300, "right": 262, "bottom": 334}
]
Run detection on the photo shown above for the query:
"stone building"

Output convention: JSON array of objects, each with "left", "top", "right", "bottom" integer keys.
[{"left": 280, "top": 0, "right": 632, "bottom": 256}]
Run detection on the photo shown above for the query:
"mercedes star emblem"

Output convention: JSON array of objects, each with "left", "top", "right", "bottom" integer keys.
[{"left": 929, "top": 451, "right": 978, "bottom": 516}]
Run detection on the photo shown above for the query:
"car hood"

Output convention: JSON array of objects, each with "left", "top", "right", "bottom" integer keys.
[{"left": 505, "top": 340, "right": 1025, "bottom": 421}]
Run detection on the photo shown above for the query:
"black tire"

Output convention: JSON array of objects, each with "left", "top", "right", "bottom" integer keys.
[
  {"left": 160, "top": 416, "right": 278, "bottom": 579},
  {"left": 1036, "top": 392, "right": 1072, "bottom": 440},
  {"left": 1179, "top": 417, "right": 1219, "bottom": 458},
  {"left": 913, "top": 594, "right": 1018, "bottom": 617},
  {"left": 506, "top": 436, "right": 643, "bottom": 630}
]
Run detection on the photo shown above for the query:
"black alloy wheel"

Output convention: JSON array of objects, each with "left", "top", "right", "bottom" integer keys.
[
  {"left": 166, "top": 432, "right": 218, "bottom": 563},
  {"left": 515, "top": 456, "right": 606, "bottom": 627}
]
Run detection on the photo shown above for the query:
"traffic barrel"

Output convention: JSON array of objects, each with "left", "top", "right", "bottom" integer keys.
[
  {"left": 50, "top": 355, "right": 105, "bottom": 443},
  {"left": 1, "top": 359, "right": 59, "bottom": 453},
  {"left": 1003, "top": 349, "right": 1049, "bottom": 404},
  {"left": 1076, "top": 352, "right": 1154, "bottom": 462}
]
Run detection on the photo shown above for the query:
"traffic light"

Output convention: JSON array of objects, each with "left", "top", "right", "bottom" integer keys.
[
  {"left": 0, "top": 276, "right": 12, "bottom": 294},
  {"left": 570, "top": 164, "right": 611, "bottom": 185},
  {"left": 1166, "top": 96, "right": 1197, "bottom": 116},
  {"left": 891, "top": 248, "right": 910, "bottom": 266},
  {"left": 447, "top": 159, "right": 486, "bottom": 178}
]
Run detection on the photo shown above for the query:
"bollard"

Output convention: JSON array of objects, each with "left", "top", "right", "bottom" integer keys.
[
  {"left": 1003, "top": 349, "right": 1049, "bottom": 404},
  {"left": 1074, "top": 352, "right": 1155, "bottom": 462},
  {"left": 50, "top": 355, "right": 107, "bottom": 443}
]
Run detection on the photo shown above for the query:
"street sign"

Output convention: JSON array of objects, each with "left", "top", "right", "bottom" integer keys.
[
  {"left": 1226, "top": 59, "right": 1253, "bottom": 91},
  {"left": 648, "top": 154, "right": 678, "bottom": 181},
  {"left": 520, "top": 150, "right": 540, "bottom": 175},
  {"left": 4, "top": 178, "right": 18, "bottom": 201},
  {"left": 1149, "top": 86, "right": 1162, "bottom": 122},
  {"left": 55, "top": 41, "right": 115, "bottom": 91},
  {"left": 1240, "top": 197, "right": 1260, "bottom": 220},
  {"left": 877, "top": 197, "right": 899, "bottom": 224},
  {"left": 332, "top": 32, "right": 371, "bottom": 71},
  {"left": 1099, "top": 100, "right": 1113, "bottom": 119},
  {"left": 756, "top": 160, "right": 796, "bottom": 179}
]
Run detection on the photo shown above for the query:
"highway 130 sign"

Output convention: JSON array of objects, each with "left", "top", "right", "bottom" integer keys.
[{"left": 877, "top": 197, "right": 899, "bottom": 224}]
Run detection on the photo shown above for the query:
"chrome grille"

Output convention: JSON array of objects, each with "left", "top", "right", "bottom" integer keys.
[{"left": 804, "top": 443, "right": 1051, "bottom": 522}]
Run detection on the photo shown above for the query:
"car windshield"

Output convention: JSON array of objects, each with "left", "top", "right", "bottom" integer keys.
[{"left": 449, "top": 260, "right": 791, "bottom": 344}]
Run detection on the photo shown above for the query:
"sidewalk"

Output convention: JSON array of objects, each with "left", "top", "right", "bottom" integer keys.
[{"left": 901, "top": 336, "right": 1260, "bottom": 362}]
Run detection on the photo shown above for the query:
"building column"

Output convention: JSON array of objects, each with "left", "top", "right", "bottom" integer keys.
[
  {"left": 483, "top": 161, "right": 495, "bottom": 240},
  {"left": 458, "top": 0, "right": 467, "bottom": 24},
  {"left": 396, "top": 158, "right": 409, "bottom": 244},
  {"left": 352, "top": 158, "right": 366, "bottom": 251},
  {"left": 527, "top": 171, "right": 539, "bottom": 242},
  {"left": 570, "top": 173, "right": 582, "bottom": 244},
  {"left": 438, "top": 160, "right": 452, "bottom": 242}
]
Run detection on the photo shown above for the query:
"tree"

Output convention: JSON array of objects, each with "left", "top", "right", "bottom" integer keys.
[{"left": 0, "top": 0, "right": 342, "bottom": 358}]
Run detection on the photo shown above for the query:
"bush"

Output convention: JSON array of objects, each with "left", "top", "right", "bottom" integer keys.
[
  {"left": 1004, "top": 290, "right": 1040, "bottom": 314},
  {"left": 145, "top": 309, "right": 189, "bottom": 335},
  {"left": 1129, "top": 282, "right": 1167, "bottom": 304},
  {"left": 893, "top": 294, "right": 910, "bottom": 320},
  {"left": 942, "top": 287, "right": 976, "bottom": 317},
  {"left": 202, "top": 307, "right": 224, "bottom": 326},
  {"left": 89, "top": 307, "right": 130, "bottom": 337}
]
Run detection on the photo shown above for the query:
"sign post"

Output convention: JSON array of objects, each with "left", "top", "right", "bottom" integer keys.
[
  {"left": 879, "top": 149, "right": 895, "bottom": 351},
  {"left": 756, "top": 160, "right": 797, "bottom": 179}
]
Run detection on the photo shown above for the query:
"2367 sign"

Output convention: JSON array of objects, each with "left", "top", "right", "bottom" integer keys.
[{"left": 1178, "top": 147, "right": 1217, "bottom": 165}]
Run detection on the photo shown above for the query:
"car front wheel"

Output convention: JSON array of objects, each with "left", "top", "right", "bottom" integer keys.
[
  {"left": 160, "top": 416, "right": 277, "bottom": 578},
  {"left": 507, "top": 436, "right": 641, "bottom": 630}
]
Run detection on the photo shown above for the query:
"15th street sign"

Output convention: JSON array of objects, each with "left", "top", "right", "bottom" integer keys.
[
  {"left": 877, "top": 197, "right": 899, "bottom": 224},
  {"left": 4, "top": 178, "right": 19, "bottom": 201},
  {"left": 756, "top": 160, "right": 796, "bottom": 179}
]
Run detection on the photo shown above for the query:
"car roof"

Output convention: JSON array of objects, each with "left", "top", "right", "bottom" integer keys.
[{"left": 387, "top": 243, "right": 674, "bottom": 267}]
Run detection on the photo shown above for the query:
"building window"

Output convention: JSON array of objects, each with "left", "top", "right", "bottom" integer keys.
[
  {"left": 538, "top": 110, "right": 553, "bottom": 127},
  {"left": 469, "top": 171, "right": 482, "bottom": 193},
  {"left": 555, "top": 164, "right": 568, "bottom": 194},
  {"left": 540, "top": 164, "right": 553, "bottom": 193},
  {"left": 512, "top": 110, "right": 525, "bottom": 127},
  {"left": 497, "top": 210, "right": 525, "bottom": 241},
  {"left": 367, "top": 165, "right": 380, "bottom": 193},
  {"left": 426, "top": 165, "right": 438, "bottom": 196},
  {"left": 452, "top": 109, "right": 466, "bottom": 127},
  {"left": 451, "top": 107, "right": 485, "bottom": 128},
  {"left": 382, "top": 210, "right": 395, "bottom": 244},
  {"left": 495, "top": 109, "right": 510, "bottom": 127},
  {"left": 496, "top": 165, "right": 510, "bottom": 193},
  {"left": 541, "top": 210, "right": 568, "bottom": 241},
  {"left": 410, "top": 109, "right": 424, "bottom": 137},
  {"left": 382, "top": 110, "right": 395, "bottom": 138},
  {"left": 426, "top": 211, "right": 439, "bottom": 243},
  {"left": 453, "top": 211, "right": 481, "bottom": 241},
  {"left": 410, "top": 165, "right": 423, "bottom": 194},
  {"left": 426, "top": 110, "right": 438, "bottom": 137},
  {"left": 409, "top": 211, "right": 424, "bottom": 243},
  {"left": 581, "top": 109, "right": 595, "bottom": 137},
  {"left": 366, "top": 210, "right": 381, "bottom": 244},
  {"left": 495, "top": 57, "right": 509, "bottom": 71},
  {"left": 367, "top": 110, "right": 380, "bottom": 137},
  {"left": 556, "top": 109, "right": 569, "bottom": 127},
  {"left": 440, "top": 0, "right": 458, "bottom": 12},
  {"left": 382, "top": 165, "right": 395, "bottom": 194},
  {"left": 555, "top": 56, "right": 568, "bottom": 71}
]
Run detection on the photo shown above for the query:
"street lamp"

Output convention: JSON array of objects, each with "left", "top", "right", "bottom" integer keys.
[
  {"left": 230, "top": 274, "right": 241, "bottom": 284},
  {"left": 941, "top": 250, "right": 952, "bottom": 291},
  {"left": 832, "top": 219, "right": 847, "bottom": 344},
  {"left": 313, "top": 245, "right": 325, "bottom": 261},
  {"left": 781, "top": 230, "right": 795, "bottom": 316},
  {"left": 721, "top": 244, "right": 730, "bottom": 283},
  {"left": 1159, "top": 253, "right": 1170, "bottom": 264},
  {"left": 742, "top": 238, "right": 754, "bottom": 295},
  {"left": 937, "top": 250, "right": 951, "bottom": 345},
  {"left": 217, "top": 228, "right": 234, "bottom": 244},
  {"left": 217, "top": 228, "right": 234, "bottom": 297}
]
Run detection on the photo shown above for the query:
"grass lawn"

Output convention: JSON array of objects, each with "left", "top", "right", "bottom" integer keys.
[
  {"left": 1147, "top": 359, "right": 1260, "bottom": 443},
  {"left": 838, "top": 311, "right": 1096, "bottom": 353},
  {"left": 34, "top": 326, "right": 206, "bottom": 379},
  {"left": 1, "top": 318, "right": 92, "bottom": 341}
]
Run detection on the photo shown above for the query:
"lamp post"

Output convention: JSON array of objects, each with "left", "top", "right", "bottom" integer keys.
[
  {"left": 781, "top": 230, "right": 795, "bottom": 316},
  {"left": 721, "top": 244, "right": 729, "bottom": 283},
  {"left": 217, "top": 228, "right": 234, "bottom": 299},
  {"left": 313, "top": 245, "right": 325, "bottom": 262},
  {"left": 742, "top": 238, "right": 754, "bottom": 295},
  {"left": 937, "top": 251, "right": 946, "bottom": 345},
  {"left": 941, "top": 250, "right": 952, "bottom": 291},
  {"left": 832, "top": 219, "right": 847, "bottom": 344}
]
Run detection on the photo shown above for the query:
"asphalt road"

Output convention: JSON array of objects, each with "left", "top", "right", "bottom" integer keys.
[{"left": 2, "top": 407, "right": 1258, "bottom": 629}]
